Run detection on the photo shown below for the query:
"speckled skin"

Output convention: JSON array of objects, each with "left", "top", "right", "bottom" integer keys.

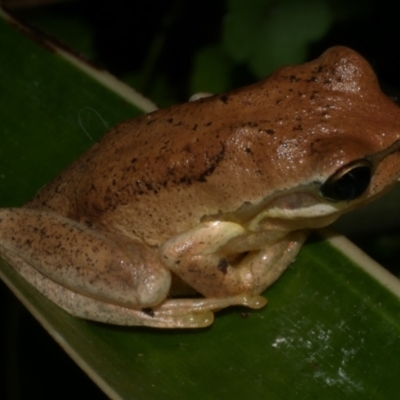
[{"left": 1, "top": 47, "right": 400, "bottom": 328}]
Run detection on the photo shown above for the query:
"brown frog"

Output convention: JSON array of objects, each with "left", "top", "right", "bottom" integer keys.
[{"left": 1, "top": 46, "right": 400, "bottom": 328}]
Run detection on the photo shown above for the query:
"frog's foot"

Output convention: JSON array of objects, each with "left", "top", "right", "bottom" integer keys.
[
  {"left": 159, "top": 294, "right": 267, "bottom": 313},
  {"left": 82, "top": 294, "right": 266, "bottom": 328}
]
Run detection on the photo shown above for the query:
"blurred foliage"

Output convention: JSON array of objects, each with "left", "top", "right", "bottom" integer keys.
[
  {"left": 11, "top": 0, "right": 392, "bottom": 106},
  {"left": 223, "top": 0, "right": 334, "bottom": 76}
]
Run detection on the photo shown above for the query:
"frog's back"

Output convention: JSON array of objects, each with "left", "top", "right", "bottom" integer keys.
[{"left": 27, "top": 46, "right": 400, "bottom": 245}]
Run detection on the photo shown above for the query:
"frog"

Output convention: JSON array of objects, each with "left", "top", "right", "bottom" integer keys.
[{"left": 1, "top": 46, "right": 400, "bottom": 328}]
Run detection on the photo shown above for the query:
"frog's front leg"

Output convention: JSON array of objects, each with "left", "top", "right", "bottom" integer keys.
[{"left": 160, "top": 221, "right": 308, "bottom": 298}]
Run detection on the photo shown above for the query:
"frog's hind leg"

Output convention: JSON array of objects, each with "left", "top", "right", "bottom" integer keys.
[
  {"left": 0, "top": 208, "right": 175, "bottom": 323},
  {"left": 0, "top": 208, "right": 266, "bottom": 328},
  {"left": 0, "top": 208, "right": 173, "bottom": 307},
  {"left": 1, "top": 244, "right": 262, "bottom": 328}
]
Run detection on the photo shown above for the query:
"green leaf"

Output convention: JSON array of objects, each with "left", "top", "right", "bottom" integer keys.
[
  {"left": 223, "top": 0, "right": 273, "bottom": 62},
  {"left": 1, "top": 7, "right": 400, "bottom": 400},
  {"left": 0, "top": 9, "right": 156, "bottom": 205}
]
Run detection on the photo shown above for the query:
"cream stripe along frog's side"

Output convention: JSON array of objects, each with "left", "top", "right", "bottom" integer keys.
[{"left": 1, "top": 46, "right": 400, "bottom": 328}]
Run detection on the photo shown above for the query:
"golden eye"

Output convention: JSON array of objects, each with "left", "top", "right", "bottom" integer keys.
[{"left": 320, "top": 160, "right": 372, "bottom": 202}]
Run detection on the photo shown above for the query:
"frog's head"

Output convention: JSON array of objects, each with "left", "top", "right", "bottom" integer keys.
[{"left": 206, "top": 47, "right": 400, "bottom": 232}]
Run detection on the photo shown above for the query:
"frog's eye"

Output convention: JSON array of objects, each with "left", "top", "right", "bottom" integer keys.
[{"left": 320, "top": 160, "right": 372, "bottom": 202}]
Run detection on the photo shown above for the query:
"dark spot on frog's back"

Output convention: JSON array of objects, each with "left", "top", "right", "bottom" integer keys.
[
  {"left": 183, "top": 143, "right": 192, "bottom": 152},
  {"left": 166, "top": 117, "right": 183, "bottom": 127},
  {"left": 219, "top": 94, "right": 229, "bottom": 104},
  {"left": 146, "top": 118, "right": 157, "bottom": 126},
  {"left": 292, "top": 124, "right": 303, "bottom": 131},
  {"left": 145, "top": 182, "right": 155, "bottom": 191},
  {"left": 310, "top": 91, "right": 318, "bottom": 101},
  {"left": 179, "top": 176, "right": 193, "bottom": 185},
  {"left": 306, "top": 76, "right": 318, "bottom": 83},
  {"left": 245, "top": 121, "right": 258, "bottom": 128},
  {"left": 197, "top": 144, "right": 226, "bottom": 183}
]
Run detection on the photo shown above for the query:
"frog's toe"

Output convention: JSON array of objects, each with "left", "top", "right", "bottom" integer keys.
[{"left": 161, "top": 311, "right": 214, "bottom": 328}]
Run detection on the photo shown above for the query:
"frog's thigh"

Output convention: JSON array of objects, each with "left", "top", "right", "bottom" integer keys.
[
  {"left": 0, "top": 208, "right": 171, "bottom": 309},
  {"left": 161, "top": 221, "right": 308, "bottom": 297}
]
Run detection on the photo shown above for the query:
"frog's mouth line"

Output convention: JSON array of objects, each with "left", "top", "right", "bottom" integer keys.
[
  {"left": 260, "top": 138, "right": 400, "bottom": 221},
  {"left": 204, "top": 138, "right": 400, "bottom": 230}
]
